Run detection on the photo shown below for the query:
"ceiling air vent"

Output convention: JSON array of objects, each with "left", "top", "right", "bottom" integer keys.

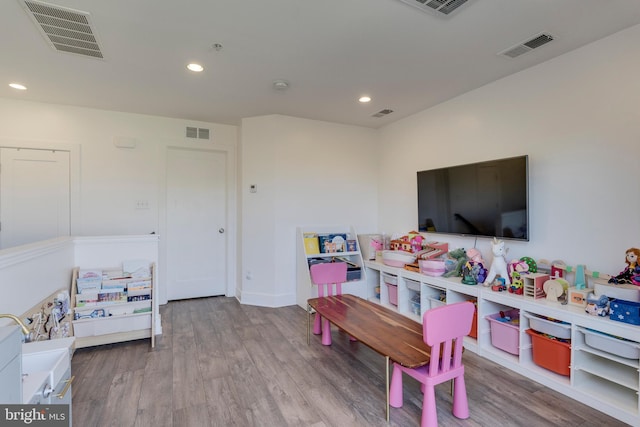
[
  {"left": 499, "top": 33, "right": 555, "bottom": 59},
  {"left": 372, "top": 109, "right": 394, "bottom": 118},
  {"left": 396, "top": 0, "right": 472, "bottom": 17},
  {"left": 20, "top": 0, "right": 104, "bottom": 59},
  {"left": 186, "top": 127, "right": 211, "bottom": 140}
]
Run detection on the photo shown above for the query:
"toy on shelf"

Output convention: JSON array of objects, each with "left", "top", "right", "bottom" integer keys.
[
  {"left": 585, "top": 293, "right": 610, "bottom": 316},
  {"left": 485, "top": 238, "right": 510, "bottom": 286},
  {"left": 548, "top": 262, "right": 614, "bottom": 306},
  {"left": 543, "top": 278, "right": 569, "bottom": 302},
  {"left": 508, "top": 271, "right": 524, "bottom": 294},
  {"left": 461, "top": 260, "right": 487, "bottom": 285},
  {"left": 491, "top": 277, "right": 507, "bottom": 292},
  {"left": 443, "top": 248, "right": 467, "bottom": 278},
  {"left": 608, "top": 247, "right": 640, "bottom": 286},
  {"left": 459, "top": 248, "right": 487, "bottom": 285}
]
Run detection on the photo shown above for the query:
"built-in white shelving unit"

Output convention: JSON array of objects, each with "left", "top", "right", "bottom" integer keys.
[{"left": 364, "top": 260, "right": 640, "bottom": 426}]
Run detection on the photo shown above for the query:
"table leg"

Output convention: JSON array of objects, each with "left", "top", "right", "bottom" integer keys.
[
  {"left": 307, "top": 304, "right": 310, "bottom": 345},
  {"left": 386, "top": 355, "right": 390, "bottom": 422}
]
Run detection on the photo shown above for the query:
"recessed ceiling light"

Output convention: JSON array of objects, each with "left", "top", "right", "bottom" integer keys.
[
  {"left": 9, "top": 83, "right": 27, "bottom": 90},
  {"left": 187, "top": 63, "right": 204, "bottom": 72},
  {"left": 359, "top": 96, "right": 371, "bottom": 103},
  {"left": 273, "top": 80, "right": 290, "bottom": 90}
]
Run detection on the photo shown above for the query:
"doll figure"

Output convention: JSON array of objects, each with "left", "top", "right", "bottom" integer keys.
[{"left": 608, "top": 247, "right": 640, "bottom": 286}]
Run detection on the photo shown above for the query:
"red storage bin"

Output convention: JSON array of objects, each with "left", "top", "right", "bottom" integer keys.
[
  {"left": 468, "top": 301, "right": 478, "bottom": 338},
  {"left": 526, "top": 329, "right": 571, "bottom": 376}
]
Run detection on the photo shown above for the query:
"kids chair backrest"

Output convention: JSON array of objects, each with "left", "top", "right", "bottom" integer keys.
[
  {"left": 389, "top": 301, "right": 475, "bottom": 427},
  {"left": 308, "top": 262, "right": 348, "bottom": 346},
  {"left": 423, "top": 301, "right": 474, "bottom": 377},
  {"left": 309, "top": 262, "right": 348, "bottom": 297}
]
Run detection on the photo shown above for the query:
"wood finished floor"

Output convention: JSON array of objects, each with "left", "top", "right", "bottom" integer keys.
[{"left": 71, "top": 297, "right": 629, "bottom": 427}]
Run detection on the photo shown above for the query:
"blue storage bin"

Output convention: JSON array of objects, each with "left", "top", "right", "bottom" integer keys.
[{"left": 609, "top": 299, "right": 640, "bottom": 325}]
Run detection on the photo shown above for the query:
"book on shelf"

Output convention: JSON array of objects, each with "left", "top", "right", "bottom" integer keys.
[
  {"left": 123, "top": 259, "right": 151, "bottom": 278},
  {"left": 77, "top": 288, "right": 127, "bottom": 306},
  {"left": 126, "top": 280, "right": 152, "bottom": 291},
  {"left": 127, "top": 294, "right": 151, "bottom": 302},
  {"left": 78, "top": 269, "right": 102, "bottom": 279},
  {"left": 76, "top": 277, "right": 102, "bottom": 293}
]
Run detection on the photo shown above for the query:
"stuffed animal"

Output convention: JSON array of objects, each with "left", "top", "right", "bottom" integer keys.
[
  {"left": 485, "top": 238, "right": 510, "bottom": 285},
  {"left": 443, "top": 248, "right": 468, "bottom": 278},
  {"left": 466, "top": 248, "right": 485, "bottom": 264}
]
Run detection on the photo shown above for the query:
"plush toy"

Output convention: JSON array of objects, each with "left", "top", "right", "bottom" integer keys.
[
  {"left": 508, "top": 259, "right": 529, "bottom": 278},
  {"left": 443, "top": 248, "right": 468, "bottom": 278},
  {"left": 485, "top": 238, "right": 510, "bottom": 285},
  {"left": 519, "top": 256, "right": 537, "bottom": 273},
  {"left": 585, "top": 292, "right": 609, "bottom": 316},
  {"left": 466, "top": 248, "right": 485, "bottom": 264},
  {"left": 608, "top": 247, "right": 640, "bottom": 286}
]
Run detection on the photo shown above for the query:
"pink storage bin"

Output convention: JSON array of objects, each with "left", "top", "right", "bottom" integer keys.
[
  {"left": 386, "top": 283, "right": 398, "bottom": 306},
  {"left": 486, "top": 309, "right": 520, "bottom": 355},
  {"left": 419, "top": 259, "right": 445, "bottom": 276}
]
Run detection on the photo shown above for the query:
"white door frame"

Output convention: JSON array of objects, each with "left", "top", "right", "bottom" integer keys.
[
  {"left": 0, "top": 140, "right": 81, "bottom": 245},
  {"left": 157, "top": 143, "right": 237, "bottom": 305}
]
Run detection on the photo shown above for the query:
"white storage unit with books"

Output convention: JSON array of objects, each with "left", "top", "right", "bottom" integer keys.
[
  {"left": 70, "top": 262, "right": 156, "bottom": 348},
  {"left": 296, "top": 226, "right": 366, "bottom": 308}
]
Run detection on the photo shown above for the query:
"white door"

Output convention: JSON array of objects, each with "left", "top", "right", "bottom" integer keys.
[
  {"left": 0, "top": 148, "right": 70, "bottom": 249},
  {"left": 166, "top": 148, "right": 227, "bottom": 300}
]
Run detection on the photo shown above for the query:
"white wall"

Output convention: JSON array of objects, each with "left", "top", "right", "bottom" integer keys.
[
  {"left": 240, "top": 115, "right": 378, "bottom": 306},
  {"left": 0, "top": 100, "right": 238, "bottom": 303},
  {"left": 0, "top": 238, "right": 74, "bottom": 321},
  {"left": 377, "top": 24, "right": 640, "bottom": 277}
]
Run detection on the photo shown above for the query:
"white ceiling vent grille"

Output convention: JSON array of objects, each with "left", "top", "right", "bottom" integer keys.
[
  {"left": 499, "top": 33, "right": 555, "bottom": 58},
  {"left": 186, "top": 127, "right": 211, "bottom": 140},
  {"left": 372, "top": 109, "right": 394, "bottom": 118},
  {"left": 396, "top": 0, "right": 472, "bottom": 17},
  {"left": 21, "top": 0, "right": 104, "bottom": 59}
]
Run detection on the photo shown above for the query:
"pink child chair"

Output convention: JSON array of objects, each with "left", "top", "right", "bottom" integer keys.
[
  {"left": 389, "top": 301, "right": 475, "bottom": 427},
  {"left": 309, "top": 262, "right": 348, "bottom": 346}
]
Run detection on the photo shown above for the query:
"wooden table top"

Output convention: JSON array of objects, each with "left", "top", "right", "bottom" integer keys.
[{"left": 308, "top": 294, "right": 431, "bottom": 369}]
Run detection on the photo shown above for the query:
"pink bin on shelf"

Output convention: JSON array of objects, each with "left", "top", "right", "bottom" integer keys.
[
  {"left": 386, "top": 283, "right": 398, "bottom": 306},
  {"left": 486, "top": 309, "right": 520, "bottom": 355}
]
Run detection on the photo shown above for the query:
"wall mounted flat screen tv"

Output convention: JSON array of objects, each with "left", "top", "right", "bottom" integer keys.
[{"left": 417, "top": 155, "right": 529, "bottom": 241}]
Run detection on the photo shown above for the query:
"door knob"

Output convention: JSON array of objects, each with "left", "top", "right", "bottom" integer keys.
[{"left": 219, "top": 228, "right": 225, "bottom": 234}]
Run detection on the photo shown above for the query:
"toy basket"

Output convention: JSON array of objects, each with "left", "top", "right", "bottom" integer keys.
[
  {"left": 486, "top": 309, "right": 520, "bottom": 355},
  {"left": 526, "top": 329, "right": 571, "bottom": 376}
]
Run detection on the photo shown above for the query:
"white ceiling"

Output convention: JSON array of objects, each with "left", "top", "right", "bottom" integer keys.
[{"left": 2, "top": 0, "right": 640, "bottom": 129}]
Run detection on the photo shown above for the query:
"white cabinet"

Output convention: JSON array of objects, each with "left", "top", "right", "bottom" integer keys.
[
  {"left": 364, "top": 260, "right": 640, "bottom": 426},
  {"left": 70, "top": 263, "right": 156, "bottom": 348},
  {"left": 0, "top": 326, "right": 22, "bottom": 403},
  {"left": 296, "top": 226, "right": 366, "bottom": 308}
]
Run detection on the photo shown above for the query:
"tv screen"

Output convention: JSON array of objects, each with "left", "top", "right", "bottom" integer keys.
[{"left": 417, "top": 155, "right": 529, "bottom": 241}]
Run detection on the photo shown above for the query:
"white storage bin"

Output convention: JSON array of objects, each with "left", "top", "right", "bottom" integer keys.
[
  {"left": 406, "top": 279, "right": 420, "bottom": 292},
  {"left": 428, "top": 296, "right": 446, "bottom": 309},
  {"left": 523, "top": 312, "right": 571, "bottom": 339},
  {"left": 382, "top": 273, "right": 397, "bottom": 286},
  {"left": 583, "top": 329, "right": 640, "bottom": 359}
]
